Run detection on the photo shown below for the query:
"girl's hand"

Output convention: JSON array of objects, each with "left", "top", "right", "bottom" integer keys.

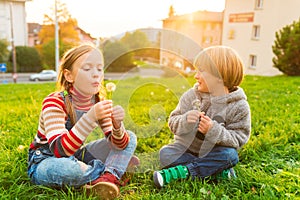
[
  {"left": 112, "top": 105, "right": 125, "bottom": 129},
  {"left": 198, "top": 114, "right": 213, "bottom": 135},
  {"left": 186, "top": 110, "right": 201, "bottom": 123},
  {"left": 93, "top": 100, "right": 113, "bottom": 120}
]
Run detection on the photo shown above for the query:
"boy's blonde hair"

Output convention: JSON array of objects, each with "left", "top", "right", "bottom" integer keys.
[{"left": 193, "top": 46, "right": 244, "bottom": 92}]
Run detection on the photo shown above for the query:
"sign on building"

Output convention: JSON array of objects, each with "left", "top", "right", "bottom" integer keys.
[{"left": 229, "top": 12, "right": 254, "bottom": 23}]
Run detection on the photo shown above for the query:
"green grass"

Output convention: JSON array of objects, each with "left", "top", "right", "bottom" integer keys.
[{"left": 0, "top": 75, "right": 299, "bottom": 199}]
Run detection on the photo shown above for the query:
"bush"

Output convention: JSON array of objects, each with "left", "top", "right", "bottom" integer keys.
[
  {"left": 9, "top": 46, "right": 42, "bottom": 72},
  {"left": 0, "top": 39, "right": 9, "bottom": 62},
  {"left": 272, "top": 18, "right": 300, "bottom": 76}
]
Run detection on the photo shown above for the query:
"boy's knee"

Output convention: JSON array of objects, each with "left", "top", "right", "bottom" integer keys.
[
  {"left": 159, "top": 146, "right": 168, "bottom": 161},
  {"left": 224, "top": 148, "right": 239, "bottom": 165},
  {"left": 159, "top": 146, "right": 175, "bottom": 167}
]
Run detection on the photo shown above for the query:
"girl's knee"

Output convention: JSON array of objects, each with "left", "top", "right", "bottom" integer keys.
[
  {"left": 127, "top": 130, "right": 137, "bottom": 147},
  {"left": 36, "top": 157, "right": 84, "bottom": 181}
]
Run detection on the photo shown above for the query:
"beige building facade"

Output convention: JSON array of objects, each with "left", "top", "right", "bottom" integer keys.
[
  {"left": 161, "top": 11, "right": 223, "bottom": 72},
  {"left": 222, "top": 0, "right": 300, "bottom": 76},
  {"left": 0, "top": 0, "right": 29, "bottom": 46}
]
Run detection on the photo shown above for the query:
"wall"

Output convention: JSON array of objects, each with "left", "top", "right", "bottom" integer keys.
[{"left": 223, "top": 0, "right": 300, "bottom": 76}]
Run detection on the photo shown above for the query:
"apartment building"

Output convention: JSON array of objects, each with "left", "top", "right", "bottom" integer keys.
[
  {"left": 222, "top": 0, "right": 300, "bottom": 75},
  {"left": 0, "top": 0, "right": 29, "bottom": 46},
  {"left": 161, "top": 10, "right": 223, "bottom": 72}
]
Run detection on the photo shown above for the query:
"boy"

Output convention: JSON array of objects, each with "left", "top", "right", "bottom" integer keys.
[{"left": 153, "top": 46, "right": 251, "bottom": 188}]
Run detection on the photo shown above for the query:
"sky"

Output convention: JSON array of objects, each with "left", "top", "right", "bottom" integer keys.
[{"left": 26, "top": 0, "right": 225, "bottom": 38}]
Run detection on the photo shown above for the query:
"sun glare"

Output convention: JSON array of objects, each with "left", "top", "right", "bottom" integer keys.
[
  {"left": 26, "top": 0, "right": 226, "bottom": 37},
  {"left": 172, "top": 0, "right": 225, "bottom": 15}
]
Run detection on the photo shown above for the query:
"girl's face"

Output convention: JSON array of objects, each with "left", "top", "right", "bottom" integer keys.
[{"left": 71, "top": 49, "right": 104, "bottom": 96}]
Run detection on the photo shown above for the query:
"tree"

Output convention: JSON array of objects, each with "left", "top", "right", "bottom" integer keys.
[
  {"left": 36, "top": 0, "right": 80, "bottom": 69},
  {"left": 40, "top": 39, "right": 72, "bottom": 70},
  {"left": 120, "top": 30, "right": 160, "bottom": 61},
  {"left": 120, "top": 30, "right": 150, "bottom": 51},
  {"left": 272, "top": 18, "right": 300, "bottom": 76},
  {"left": 38, "top": 0, "right": 79, "bottom": 45},
  {"left": 103, "top": 40, "right": 134, "bottom": 72}
]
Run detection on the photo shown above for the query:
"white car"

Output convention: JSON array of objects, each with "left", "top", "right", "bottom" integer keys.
[{"left": 29, "top": 70, "right": 57, "bottom": 81}]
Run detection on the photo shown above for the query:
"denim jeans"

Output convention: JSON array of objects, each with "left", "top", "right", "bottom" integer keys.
[
  {"left": 159, "top": 143, "right": 239, "bottom": 179},
  {"left": 85, "top": 130, "right": 137, "bottom": 179},
  {"left": 27, "top": 131, "right": 137, "bottom": 188}
]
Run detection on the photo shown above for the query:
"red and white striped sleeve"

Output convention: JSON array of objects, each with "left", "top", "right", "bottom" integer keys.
[{"left": 42, "top": 93, "right": 98, "bottom": 157}]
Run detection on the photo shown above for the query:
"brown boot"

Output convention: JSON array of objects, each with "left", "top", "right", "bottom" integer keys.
[{"left": 84, "top": 172, "right": 121, "bottom": 200}]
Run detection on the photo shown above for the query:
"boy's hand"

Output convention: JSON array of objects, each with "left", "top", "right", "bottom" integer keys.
[
  {"left": 198, "top": 114, "right": 213, "bottom": 135},
  {"left": 186, "top": 110, "right": 201, "bottom": 123},
  {"left": 112, "top": 105, "right": 125, "bottom": 129}
]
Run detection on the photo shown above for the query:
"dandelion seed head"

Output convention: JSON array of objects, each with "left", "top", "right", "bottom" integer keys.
[
  {"left": 17, "top": 145, "right": 25, "bottom": 152},
  {"left": 106, "top": 82, "right": 116, "bottom": 92}
]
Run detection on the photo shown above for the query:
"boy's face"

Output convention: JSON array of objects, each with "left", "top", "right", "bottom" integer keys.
[
  {"left": 194, "top": 70, "right": 212, "bottom": 93},
  {"left": 194, "top": 70, "right": 227, "bottom": 96},
  {"left": 72, "top": 49, "right": 104, "bottom": 96}
]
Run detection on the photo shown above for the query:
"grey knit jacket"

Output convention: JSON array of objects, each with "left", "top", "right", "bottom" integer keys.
[{"left": 168, "top": 83, "right": 251, "bottom": 155}]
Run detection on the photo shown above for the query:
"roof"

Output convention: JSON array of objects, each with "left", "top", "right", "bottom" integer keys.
[
  {"left": 27, "top": 23, "right": 41, "bottom": 34},
  {"left": 163, "top": 10, "right": 224, "bottom": 23}
]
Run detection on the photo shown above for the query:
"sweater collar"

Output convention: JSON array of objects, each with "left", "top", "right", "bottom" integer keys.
[{"left": 70, "top": 87, "right": 94, "bottom": 111}]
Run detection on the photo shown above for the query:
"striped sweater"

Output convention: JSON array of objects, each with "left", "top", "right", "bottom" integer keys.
[{"left": 29, "top": 91, "right": 129, "bottom": 157}]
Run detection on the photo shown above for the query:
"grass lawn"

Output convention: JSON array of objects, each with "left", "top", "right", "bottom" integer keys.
[{"left": 0, "top": 75, "right": 299, "bottom": 199}]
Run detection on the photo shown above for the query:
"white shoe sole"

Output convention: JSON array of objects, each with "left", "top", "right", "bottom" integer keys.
[{"left": 153, "top": 171, "right": 164, "bottom": 188}]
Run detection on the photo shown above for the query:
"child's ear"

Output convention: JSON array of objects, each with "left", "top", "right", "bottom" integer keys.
[{"left": 63, "top": 69, "right": 74, "bottom": 83}]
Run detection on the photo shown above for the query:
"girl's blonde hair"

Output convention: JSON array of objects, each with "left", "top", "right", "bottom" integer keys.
[
  {"left": 193, "top": 46, "right": 244, "bottom": 92},
  {"left": 56, "top": 43, "right": 105, "bottom": 125}
]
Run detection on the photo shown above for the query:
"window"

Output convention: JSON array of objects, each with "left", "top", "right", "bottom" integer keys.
[
  {"left": 202, "top": 36, "right": 212, "bottom": 44},
  {"left": 228, "top": 29, "right": 235, "bottom": 39},
  {"left": 249, "top": 55, "right": 257, "bottom": 69},
  {"left": 255, "top": 0, "right": 263, "bottom": 9},
  {"left": 252, "top": 25, "right": 260, "bottom": 40}
]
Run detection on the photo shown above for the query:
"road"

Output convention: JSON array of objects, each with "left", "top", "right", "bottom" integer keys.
[
  {"left": 0, "top": 68, "right": 168, "bottom": 84},
  {"left": 0, "top": 73, "right": 125, "bottom": 84},
  {"left": 1, "top": 73, "right": 35, "bottom": 84}
]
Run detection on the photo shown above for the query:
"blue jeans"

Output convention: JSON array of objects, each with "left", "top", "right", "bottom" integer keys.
[
  {"left": 27, "top": 131, "right": 137, "bottom": 188},
  {"left": 159, "top": 143, "right": 238, "bottom": 179}
]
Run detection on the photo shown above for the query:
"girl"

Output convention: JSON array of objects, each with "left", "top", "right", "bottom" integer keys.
[
  {"left": 153, "top": 46, "right": 251, "bottom": 188},
  {"left": 27, "top": 44, "right": 138, "bottom": 199}
]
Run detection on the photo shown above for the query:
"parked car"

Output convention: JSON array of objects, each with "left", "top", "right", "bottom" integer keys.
[{"left": 29, "top": 70, "right": 57, "bottom": 81}]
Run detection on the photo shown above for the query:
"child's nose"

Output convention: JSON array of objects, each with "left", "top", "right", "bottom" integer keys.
[{"left": 91, "top": 67, "right": 100, "bottom": 76}]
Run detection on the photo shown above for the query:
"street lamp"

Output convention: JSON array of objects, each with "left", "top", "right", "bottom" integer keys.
[
  {"left": 9, "top": 2, "right": 17, "bottom": 83},
  {"left": 55, "top": 0, "right": 59, "bottom": 73}
]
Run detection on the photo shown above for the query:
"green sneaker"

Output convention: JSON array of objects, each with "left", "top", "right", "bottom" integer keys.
[
  {"left": 215, "top": 168, "right": 237, "bottom": 180},
  {"left": 153, "top": 165, "right": 189, "bottom": 188}
]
